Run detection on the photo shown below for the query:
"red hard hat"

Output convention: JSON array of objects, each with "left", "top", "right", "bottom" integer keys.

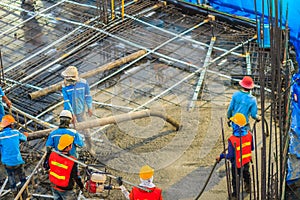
[{"left": 239, "top": 76, "right": 254, "bottom": 89}]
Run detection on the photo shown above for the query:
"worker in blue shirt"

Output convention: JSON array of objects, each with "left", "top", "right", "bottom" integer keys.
[
  {"left": 61, "top": 66, "right": 93, "bottom": 124},
  {"left": 45, "top": 110, "right": 84, "bottom": 158},
  {"left": 216, "top": 113, "right": 254, "bottom": 199},
  {"left": 0, "top": 87, "right": 12, "bottom": 121},
  {"left": 0, "top": 115, "right": 28, "bottom": 195},
  {"left": 227, "top": 76, "right": 261, "bottom": 128}
]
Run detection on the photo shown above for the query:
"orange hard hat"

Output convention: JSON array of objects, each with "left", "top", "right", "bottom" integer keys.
[
  {"left": 230, "top": 113, "right": 247, "bottom": 127},
  {"left": 57, "top": 134, "right": 74, "bottom": 151},
  {"left": 0, "top": 115, "right": 16, "bottom": 128},
  {"left": 139, "top": 165, "right": 154, "bottom": 180},
  {"left": 239, "top": 76, "right": 254, "bottom": 89}
]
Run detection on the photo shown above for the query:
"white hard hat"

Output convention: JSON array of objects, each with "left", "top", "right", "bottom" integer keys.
[
  {"left": 59, "top": 110, "right": 72, "bottom": 119},
  {"left": 61, "top": 66, "right": 78, "bottom": 77}
]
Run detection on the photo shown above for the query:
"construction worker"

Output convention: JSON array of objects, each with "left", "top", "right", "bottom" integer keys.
[
  {"left": 61, "top": 66, "right": 93, "bottom": 124},
  {"left": 44, "top": 110, "right": 84, "bottom": 169},
  {"left": 0, "top": 87, "right": 12, "bottom": 121},
  {"left": 216, "top": 113, "right": 254, "bottom": 199},
  {"left": 48, "top": 134, "right": 84, "bottom": 200},
  {"left": 227, "top": 76, "right": 261, "bottom": 128},
  {"left": 117, "top": 165, "right": 164, "bottom": 200},
  {"left": 0, "top": 115, "right": 28, "bottom": 195}
]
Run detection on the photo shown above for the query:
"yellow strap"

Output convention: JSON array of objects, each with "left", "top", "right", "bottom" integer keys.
[
  {"left": 236, "top": 142, "right": 251, "bottom": 151},
  {"left": 50, "top": 171, "right": 66, "bottom": 180},
  {"left": 238, "top": 153, "right": 252, "bottom": 162},
  {"left": 51, "top": 161, "right": 68, "bottom": 169}
]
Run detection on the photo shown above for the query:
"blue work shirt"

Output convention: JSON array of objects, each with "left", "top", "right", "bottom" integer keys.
[
  {"left": 232, "top": 123, "right": 248, "bottom": 137},
  {"left": 0, "top": 87, "right": 6, "bottom": 121},
  {"left": 227, "top": 90, "right": 258, "bottom": 123},
  {"left": 62, "top": 78, "right": 92, "bottom": 115},
  {"left": 0, "top": 127, "right": 27, "bottom": 166},
  {"left": 45, "top": 128, "right": 84, "bottom": 157}
]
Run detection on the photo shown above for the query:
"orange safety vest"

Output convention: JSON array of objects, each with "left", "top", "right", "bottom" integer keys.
[
  {"left": 130, "top": 187, "right": 163, "bottom": 200},
  {"left": 229, "top": 131, "right": 252, "bottom": 168},
  {"left": 48, "top": 152, "right": 75, "bottom": 188}
]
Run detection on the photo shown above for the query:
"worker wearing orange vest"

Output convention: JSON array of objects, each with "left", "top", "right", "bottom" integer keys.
[
  {"left": 48, "top": 134, "right": 84, "bottom": 200},
  {"left": 117, "top": 165, "right": 164, "bottom": 200},
  {"left": 216, "top": 113, "right": 254, "bottom": 199}
]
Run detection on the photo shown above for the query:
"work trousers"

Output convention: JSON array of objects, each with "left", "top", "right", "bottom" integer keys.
[
  {"left": 5, "top": 164, "right": 26, "bottom": 191},
  {"left": 231, "top": 162, "right": 250, "bottom": 196}
]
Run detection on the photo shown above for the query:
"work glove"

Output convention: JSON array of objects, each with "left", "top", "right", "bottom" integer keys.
[
  {"left": 255, "top": 115, "right": 261, "bottom": 123},
  {"left": 116, "top": 177, "right": 123, "bottom": 186}
]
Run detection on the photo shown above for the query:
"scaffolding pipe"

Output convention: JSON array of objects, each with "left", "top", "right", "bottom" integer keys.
[
  {"left": 28, "top": 49, "right": 146, "bottom": 99},
  {"left": 0, "top": 177, "right": 8, "bottom": 196},
  {"left": 27, "top": 109, "right": 180, "bottom": 140}
]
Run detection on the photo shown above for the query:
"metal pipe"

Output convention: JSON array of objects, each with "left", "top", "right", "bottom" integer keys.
[
  {"left": 27, "top": 109, "right": 180, "bottom": 140},
  {"left": 0, "top": 177, "right": 8, "bottom": 196},
  {"left": 111, "top": 0, "right": 115, "bottom": 20}
]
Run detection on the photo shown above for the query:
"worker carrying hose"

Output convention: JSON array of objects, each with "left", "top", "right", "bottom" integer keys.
[
  {"left": 216, "top": 113, "right": 254, "bottom": 199},
  {"left": 0, "top": 86, "right": 12, "bottom": 121},
  {"left": 48, "top": 134, "right": 84, "bottom": 200},
  {"left": 227, "top": 76, "right": 261, "bottom": 129},
  {"left": 0, "top": 115, "right": 28, "bottom": 196},
  {"left": 44, "top": 110, "right": 84, "bottom": 169},
  {"left": 61, "top": 66, "right": 93, "bottom": 124},
  {"left": 117, "top": 165, "right": 164, "bottom": 200}
]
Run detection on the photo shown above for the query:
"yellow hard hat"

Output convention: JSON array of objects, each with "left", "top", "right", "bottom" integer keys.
[
  {"left": 57, "top": 134, "right": 74, "bottom": 151},
  {"left": 139, "top": 165, "right": 154, "bottom": 180},
  {"left": 61, "top": 66, "right": 78, "bottom": 78},
  {"left": 230, "top": 113, "right": 247, "bottom": 127},
  {"left": 0, "top": 115, "right": 16, "bottom": 128}
]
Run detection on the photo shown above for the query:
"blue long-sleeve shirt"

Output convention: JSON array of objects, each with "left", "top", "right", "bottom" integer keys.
[
  {"left": 45, "top": 128, "right": 84, "bottom": 157},
  {"left": 0, "top": 127, "right": 27, "bottom": 166},
  {"left": 62, "top": 78, "right": 92, "bottom": 115},
  {"left": 227, "top": 90, "right": 258, "bottom": 123}
]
